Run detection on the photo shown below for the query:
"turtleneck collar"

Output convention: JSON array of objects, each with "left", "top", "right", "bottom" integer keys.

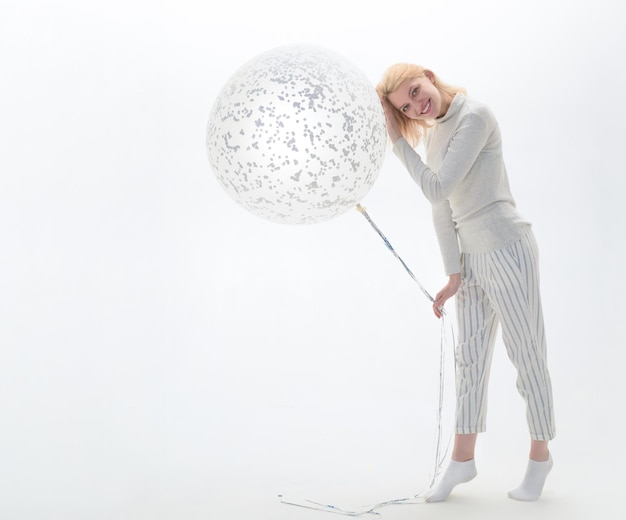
[{"left": 435, "top": 93, "right": 465, "bottom": 124}]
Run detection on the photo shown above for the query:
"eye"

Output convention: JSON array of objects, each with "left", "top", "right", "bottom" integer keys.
[{"left": 411, "top": 87, "right": 419, "bottom": 97}]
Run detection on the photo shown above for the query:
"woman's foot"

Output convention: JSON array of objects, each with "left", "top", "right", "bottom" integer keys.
[
  {"left": 425, "top": 459, "right": 477, "bottom": 502},
  {"left": 508, "top": 455, "right": 553, "bottom": 501}
]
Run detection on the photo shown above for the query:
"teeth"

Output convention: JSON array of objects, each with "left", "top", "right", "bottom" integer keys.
[{"left": 422, "top": 100, "right": 430, "bottom": 114}]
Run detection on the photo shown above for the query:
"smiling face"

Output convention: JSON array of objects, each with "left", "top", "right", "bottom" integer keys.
[{"left": 387, "top": 71, "right": 452, "bottom": 120}]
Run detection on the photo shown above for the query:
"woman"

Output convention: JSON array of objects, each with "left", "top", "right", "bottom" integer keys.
[{"left": 376, "top": 64, "right": 556, "bottom": 502}]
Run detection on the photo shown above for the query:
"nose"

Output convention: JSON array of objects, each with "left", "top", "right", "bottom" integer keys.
[{"left": 410, "top": 101, "right": 422, "bottom": 119}]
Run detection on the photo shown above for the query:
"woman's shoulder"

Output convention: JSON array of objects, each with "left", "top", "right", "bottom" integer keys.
[
  {"left": 463, "top": 96, "right": 496, "bottom": 121},
  {"left": 458, "top": 96, "right": 498, "bottom": 131}
]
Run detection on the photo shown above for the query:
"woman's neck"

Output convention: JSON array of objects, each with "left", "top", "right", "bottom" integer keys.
[{"left": 438, "top": 92, "right": 454, "bottom": 118}]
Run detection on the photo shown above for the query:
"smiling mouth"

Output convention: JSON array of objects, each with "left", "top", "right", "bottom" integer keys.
[{"left": 421, "top": 100, "right": 431, "bottom": 115}]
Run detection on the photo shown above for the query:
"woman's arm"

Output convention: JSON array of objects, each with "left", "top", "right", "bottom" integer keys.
[
  {"left": 393, "top": 111, "right": 491, "bottom": 202},
  {"left": 432, "top": 199, "right": 461, "bottom": 275},
  {"left": 431, "top": 201, "right": 462, "bottom": 319}
]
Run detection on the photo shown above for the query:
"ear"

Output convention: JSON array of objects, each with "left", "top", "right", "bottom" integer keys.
[{"left": 424, "top": 70, "right": 435, "bottom": 83}]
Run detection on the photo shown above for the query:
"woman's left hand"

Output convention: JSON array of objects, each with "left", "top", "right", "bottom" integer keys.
[{"left": 433, "top": 273, "right": 461, "bottom": 319}]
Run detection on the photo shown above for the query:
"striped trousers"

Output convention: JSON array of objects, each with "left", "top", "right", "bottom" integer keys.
[{"left": 455, "top": 229, "right": 556, "bottom": 441}]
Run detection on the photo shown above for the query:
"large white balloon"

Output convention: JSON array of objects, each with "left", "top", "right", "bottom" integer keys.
[{"left": 206, "top": 45, "right": 386, "bottom": 225}]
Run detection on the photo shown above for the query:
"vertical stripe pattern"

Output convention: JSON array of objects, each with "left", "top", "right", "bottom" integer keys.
[{"left": 454, "top": 230, "right": 556, "bottom": 441}]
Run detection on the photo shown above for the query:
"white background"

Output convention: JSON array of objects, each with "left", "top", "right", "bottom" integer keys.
[{"left": 1, "top": 1, "right": 624, "bottom": 519}]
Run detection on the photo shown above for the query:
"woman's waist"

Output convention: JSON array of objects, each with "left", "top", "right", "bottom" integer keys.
[{"left": 455, "top": 206, "right": 531, "bottom": 253}]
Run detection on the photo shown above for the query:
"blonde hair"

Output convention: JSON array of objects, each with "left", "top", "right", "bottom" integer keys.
[{"left": 376, "top": 63, "right": 466, "bottom": 147}]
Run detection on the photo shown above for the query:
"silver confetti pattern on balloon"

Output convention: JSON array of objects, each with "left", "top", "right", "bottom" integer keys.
[{"left": 206, "top": 45, "right": 387, "bottom": 224}]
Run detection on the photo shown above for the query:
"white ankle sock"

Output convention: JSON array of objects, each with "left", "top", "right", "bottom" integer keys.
[
  {"left": 425, "top": 459, "right": 477, "bottom": 502},
  {"left": 508, "top": 455, "right": 553, "bottom": 501}
]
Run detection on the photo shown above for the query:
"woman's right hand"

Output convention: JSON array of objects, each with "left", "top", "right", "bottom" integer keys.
[
  {"left": 380, "top": 96, "right": 402, "bottom": 143},
  {"left": 433, "top": 273, "right": 461, "bottom": 319}
]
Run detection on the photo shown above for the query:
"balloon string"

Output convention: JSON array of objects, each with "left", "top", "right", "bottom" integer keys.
[
  {"left": 356, "top": 203, "right": 453, "bottom": 488},
  {"left": 278, "top": 204, "right": 455, "bottom": 516},
  {"left": 277, "top": 496, "right": 382, "bottom": 517},
  {"left": 355, "top": 204, "right": 439, "bottom": 309},
  {"left": 431, "top": 313, "right": 454, "bottom": 489}
]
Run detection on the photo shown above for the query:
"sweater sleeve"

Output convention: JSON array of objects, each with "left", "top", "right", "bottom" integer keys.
[
  {"left": 392, "top": 111, "right": 490, "bottom": 202},
  {"left": 432, "top": 200, "right": 461, "bottom": 275}
]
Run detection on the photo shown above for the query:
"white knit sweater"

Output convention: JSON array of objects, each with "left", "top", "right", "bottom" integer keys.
[{"left": 393, "top": 94, "right": 530, "bottom": 275}]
